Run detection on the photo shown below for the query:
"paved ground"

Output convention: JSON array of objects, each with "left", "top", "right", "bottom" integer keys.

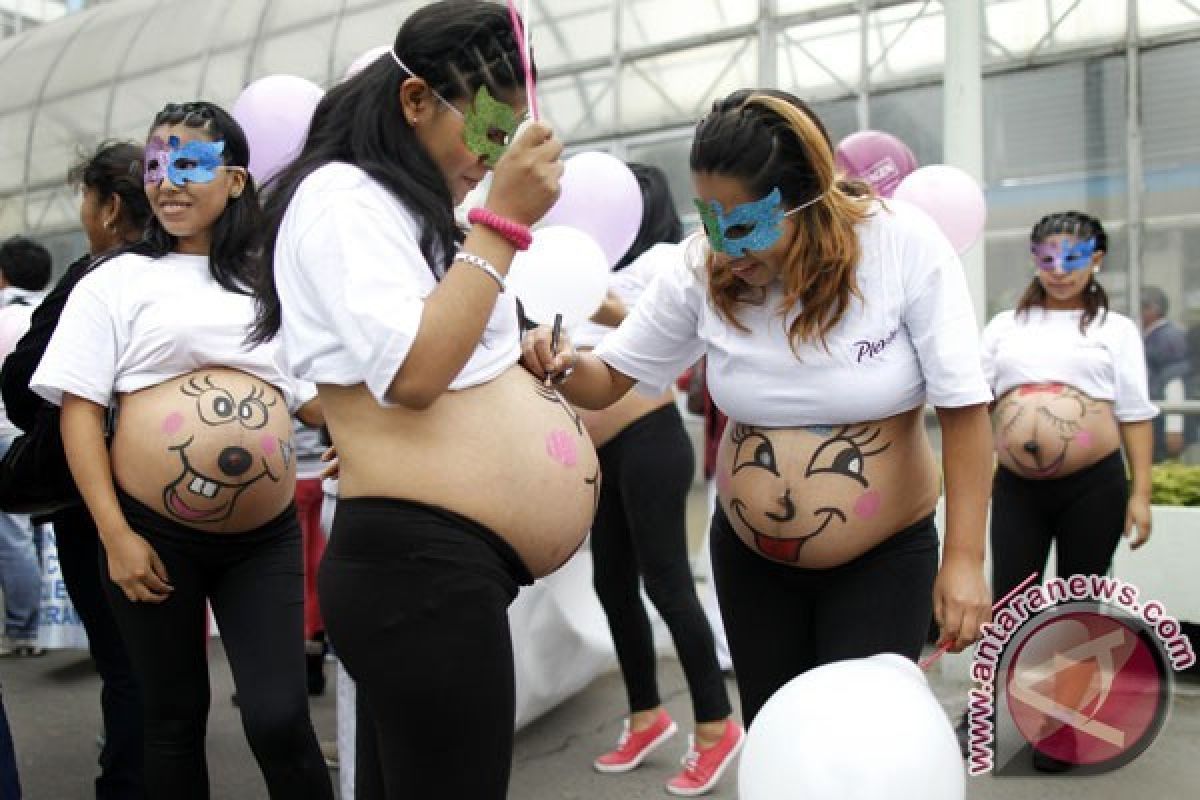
[{"left": 3, "top": 642, "right": 1199, "bottom": 799}]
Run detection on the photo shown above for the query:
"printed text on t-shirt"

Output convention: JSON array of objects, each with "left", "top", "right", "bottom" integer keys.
[{"left": 853, "top": 327, "right": 900, "bottom": 363}]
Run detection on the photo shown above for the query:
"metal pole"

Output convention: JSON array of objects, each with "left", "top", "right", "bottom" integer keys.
[
  {"left": 943, "top": 0, "right": 987, "bottom": 326},
  {"left": 1126, "top": 0, "right": 1143, "bottom": 321},
  {"left": 611, "top": 0, "right": 623, "bottom": 154},
  {"left": 760, "top": 0, "right": 777, "bottom": 88},
  {"left": 858, "top": 0, "right": 870, "bottom": 129}
]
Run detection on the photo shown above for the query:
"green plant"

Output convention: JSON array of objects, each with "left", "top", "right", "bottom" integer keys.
[{"left": 1151, "top": 462, "right": 1200, "bottom": 507}]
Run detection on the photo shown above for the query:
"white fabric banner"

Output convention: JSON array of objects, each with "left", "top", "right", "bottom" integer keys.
[{"left": 36, "top": 527, "right": 89, "bottom": 650}]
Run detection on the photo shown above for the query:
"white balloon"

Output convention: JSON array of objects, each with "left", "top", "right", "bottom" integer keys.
[
  {"left": 507, "top": 226, "right": 608, "bottom": 326},
  {"left": 740, "top": 654, "right": 965, "bottom": 800}
]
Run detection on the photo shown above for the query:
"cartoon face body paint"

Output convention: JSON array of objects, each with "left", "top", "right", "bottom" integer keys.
[
  {"left": 995, "top": 383, "right": 1102, "bottom": 478},
  {"left": 161, "top": 374, "right": 286, "bottom": 524},
  {"left": 143, "top": 136, "right": 228, "bottom": 186},
  {"left": 1031, "top": 237, "right": 1097, "bottom": 273},
  {"left": 727, "top": 424, "right": 891, "bottom": 563}
]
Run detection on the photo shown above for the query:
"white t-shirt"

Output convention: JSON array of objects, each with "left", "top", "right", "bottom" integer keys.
[
  {"left": 594, "top": 200, "right": 992, "bottom": 427},
  {"left": 31, "top": 252, "right": 313, "bottom": 410},
  {"left": 272, "top": 162, "right": 520, "bottom": 405},
  {"left": 980, "top": 307, "right": 1158, "bottom": 422},
  {"left": 572, "top": 242, "right": 680, "bottom": 350}
]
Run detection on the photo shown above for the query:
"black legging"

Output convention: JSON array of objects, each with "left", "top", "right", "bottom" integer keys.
[
  {"left": 591, "top": 403, "right": 730, "bottom": 723},
  {"left": 103, "top": 491, "right": 332, "bottom": 800},
  {"left": 990, "top": 450, "right": 1128, "bottom": 603},
  {"left": 711, "top": 506, "right": 939, "bottom": 724},
  {"left": 49, "top": 503, "right": 144, "bottom": 799},
  {"left": 319, "top": 497, "right": 533, "bottom": 800}
]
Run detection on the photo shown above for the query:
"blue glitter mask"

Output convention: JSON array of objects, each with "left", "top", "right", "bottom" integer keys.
[
  {"left": 693, "top": 187, "right": 819, "bottom": 257},
  {"left": 1031, "top": 237, "right": 1097, "bottom": 273},
  {"left": 143, "top": 136, "right": 228, "bottom": 186}
]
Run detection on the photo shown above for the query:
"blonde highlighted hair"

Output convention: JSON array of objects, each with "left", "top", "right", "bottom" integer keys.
[{"left": 690, "top": 89, "right": 875, "bottom": 352}]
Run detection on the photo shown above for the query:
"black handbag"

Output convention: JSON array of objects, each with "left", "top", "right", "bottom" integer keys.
[{"left": 0, "top": 401, "right": 81, "bottom": 515}]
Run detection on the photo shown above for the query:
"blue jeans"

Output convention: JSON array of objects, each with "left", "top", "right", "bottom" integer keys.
[{"left": 0, "top": 434, "right": 39, "bottom": 643}]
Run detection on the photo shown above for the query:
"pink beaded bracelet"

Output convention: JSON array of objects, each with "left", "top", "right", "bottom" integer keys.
[{"left": 467, "top": 207, "right": 533, "bottom": 251}]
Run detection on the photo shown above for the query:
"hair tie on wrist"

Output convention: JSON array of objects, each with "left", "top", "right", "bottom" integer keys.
[{"left": 468, "top": 207, "right": 533, "bottom": 251}]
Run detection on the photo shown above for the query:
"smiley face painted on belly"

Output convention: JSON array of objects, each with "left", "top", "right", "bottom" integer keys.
[
  {"left": 994, "top": 383, "right": 1108, "bottom": 479},
  {"left": 161, "top": 373, "right": 294, "bottom": 524},
  {"left": 722, "top": 423, "right": 891, "bottom": 564}
]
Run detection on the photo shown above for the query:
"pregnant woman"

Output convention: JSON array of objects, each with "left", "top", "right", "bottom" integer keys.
[
  {"left": 32, "top": 101, "right": 332, "bottom": 800},
  {"left": 983, "top": 210, "right": 1155, "bottom": 610},
  {"left": 250, "top": 2, "right": 597, "bottom": 797},
  {"left": 524, "top": 88, "right": 993, "bottom": 736}
]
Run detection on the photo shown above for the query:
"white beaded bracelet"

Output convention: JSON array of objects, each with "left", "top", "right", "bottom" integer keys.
[{"left": 454, "top": 251, "right": 505, "bottom": 291}]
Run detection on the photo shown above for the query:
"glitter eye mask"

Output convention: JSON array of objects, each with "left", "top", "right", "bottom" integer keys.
[
  {"left": 388, "top": 50, "right": 525, "bottom": 167},
  {"left": 143, "top": 136, "right": 227, "bottom": 185},
  {"left": 1031, "top": 237, "right": 1097, "bottom": 273},
  {"left": 693, "top": 187, "right": 821, "bottom": 257}
]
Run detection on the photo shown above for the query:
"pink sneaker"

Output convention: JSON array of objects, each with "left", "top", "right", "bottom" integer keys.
[
  {"left": 593, "top": 709, "right": 678, "bottom": 773},
  {"left": 666, "top": 719, "right": 745, "bottom": 796}
]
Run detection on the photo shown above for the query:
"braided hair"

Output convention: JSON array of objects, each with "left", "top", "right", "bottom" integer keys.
[
  {"left": 251, "top": 0, "right": 528, "bottom": 343},
  {"left": 1016, "top": 210, "right": 1109, "bottom": 332},
  {"left": 86, "top": 102, "right": 260, "bottom": 295}
]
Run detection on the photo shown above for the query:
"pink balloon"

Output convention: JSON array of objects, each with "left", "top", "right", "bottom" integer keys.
[
  {"left": 835, "top": 130, "right": 918, "bottom": 198},
  {"left": 342, "top": 45, "right": 391, "bottom": 82},
  {"left": 892, "top": 165, "right": 987, "bottom": 255},
  {"left": 232, "top": 75, "right": 324, "bottom": 185},
  {"left": 538, "top": 152, "right": 643, "bottom": 269}
]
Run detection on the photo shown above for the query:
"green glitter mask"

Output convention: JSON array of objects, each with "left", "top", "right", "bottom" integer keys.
[{"left": 462, "top": 85, "right": 523, "bottom": 167}]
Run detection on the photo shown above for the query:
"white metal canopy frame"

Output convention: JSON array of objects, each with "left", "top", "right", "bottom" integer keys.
[{"left": 0, "top": 0, "right": 1198, "bottom": 302}]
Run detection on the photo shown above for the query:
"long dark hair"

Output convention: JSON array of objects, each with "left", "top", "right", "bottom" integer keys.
[
  {"left": 94, "top": 102, "right": 261, "bottom": 295},
  {"left": 250, "top": 0, "right": 527, "bottom": 343},
  {"left": 1016, "top": 210, "right": 1109, "bottom": 332},
  {"left": 613, "top": 163, "right": 683, "bottom": 271},
  {"left": 67, "top": 140, "right": 154, "bottom": 240},
  {"left": 690, "top": 88, "right": 875, "bottom": 353}
]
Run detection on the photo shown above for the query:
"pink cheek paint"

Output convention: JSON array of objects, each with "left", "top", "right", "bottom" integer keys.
[
  {"left": 260, "top": 435, "right": 278, "bottom": 457},
  {"left": 854, "top": 489, "right": 882, "bottom": 520},
  {"left": 162, "top": 411, "right": 184, "bottom": 436},
  {"left": 1074, "top": 430, "right": 1093, "bottom": 449},
  {"left": 546, "top": 430, "right": 578, "bottom": 467}
]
